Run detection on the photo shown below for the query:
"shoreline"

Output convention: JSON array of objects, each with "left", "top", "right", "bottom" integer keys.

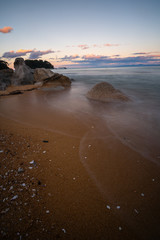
[{"left": 0, "top": 92, "right": 160, "bottom": 239}]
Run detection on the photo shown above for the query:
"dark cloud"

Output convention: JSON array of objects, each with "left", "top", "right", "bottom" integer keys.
[
  {"left": 60, "top": 55, "right": 80, "bottom": 61},
  {"left": 2, "top": 49, "right": 54, "bottom": 59},
  {"left": 57, "top": 54, "right": 160, "bottom": 68},
  {"left": 132, "top": 52, "right": 148, "bottom": 55},
  {"left": 2, "top": 50, "right": 32, "bottom": 58},
  {"left": 29, "top": 50, "right": 54, "bottom": 59}
]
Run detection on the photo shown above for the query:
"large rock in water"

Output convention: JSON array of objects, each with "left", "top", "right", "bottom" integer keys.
[
  {"left": 12, "top": 58, "right": 34, "bottom": 85},
  {"left": 0, "top": 68, "right": 14, "bottom": 90},
  {"left": 86, "top": 82, "right": 129, "bottom": 102},
  {"left": 34, "top": 68, "right": 71, "bottom": 88}
]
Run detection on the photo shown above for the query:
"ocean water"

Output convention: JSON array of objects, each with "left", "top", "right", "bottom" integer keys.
[{"left": 52, "top": 66, "right": 160, "bottom": 164}]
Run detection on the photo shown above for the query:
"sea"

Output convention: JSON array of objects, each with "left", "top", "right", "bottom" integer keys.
[{"left": 52, "top": 66, "right": 160, "bottom": 164}]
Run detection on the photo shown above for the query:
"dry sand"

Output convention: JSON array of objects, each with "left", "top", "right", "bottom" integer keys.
[{"left": 0, "top": 90, "right": 160, "bottom": 240}]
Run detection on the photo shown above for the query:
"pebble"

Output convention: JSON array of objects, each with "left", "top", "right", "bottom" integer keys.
[
  {"left": 18, "top": 167, "right": 24, "bottom": 173},
  {"left": 30, "top": 160, "right": 37, "bottom": 166},
  {"left": 0, "top": 150, "right": 4, "bottom": 153},
  {"left": 1, "top": 208, "right": 9, "bottom": 214},
  {"left": 43, "top": 151, "right": 46, "bottom": 154},
  {"left": 46, "top": 210, "right": 50, "bottom": 214},
  {"left": 134, "top": 209, "right": 139, "bottom": 214},
  {"left": 116, "top": 206, "right": 121, "bottom": 209},
  {"left": 11, "top": 195, "right": 18, "bottom": 200},
  {"left": 141, "top": 193, "right": 144, "bottom": 197},
  {"left": 119, "top": 227, "right": 122, "bottom": 231},
  {"left": 106, "top": 205, "right": 111, "bottom": 210},
  {"left": 62, "top": 229, "right": 66, "bottom": 233}
]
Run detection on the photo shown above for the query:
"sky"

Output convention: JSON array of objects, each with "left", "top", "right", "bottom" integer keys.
[{"left": 0, "top": 0, "right": 160, "bottom": 68}]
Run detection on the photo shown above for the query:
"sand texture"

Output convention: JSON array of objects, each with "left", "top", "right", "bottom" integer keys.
[{"left": 0, "top": 90, "right": 160, "bottom": 240}]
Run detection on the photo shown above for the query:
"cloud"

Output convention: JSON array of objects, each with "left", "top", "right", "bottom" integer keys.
[
  {"left": 29, "top": 50, "right": 54, "bottom": 59},
  {"left": 2, "top": 50, "right": 32, "bottom": 58},
  {"left": 2, "top": 49, "right": 54, "bottom": 59},
  {"left": 77, "top": 44, "right": 89, "bottom": 50},
  {"left": 0, "top": 26, "right": 13, "bottom": 33},
  {"left": 132, "top": 52, "right": 148, "bottom": 55},
  {"left": 56, "top": 54, "right": 160, "bottom": 68},
  {"left": 60, "top": 55, "right": 80, "bottom": 61},
  {"left": 104, "top": 43, "right": 119, "bottom": 47}
]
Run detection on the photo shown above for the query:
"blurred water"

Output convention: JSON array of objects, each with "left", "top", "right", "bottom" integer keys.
[{"left": 52, "top": 67, "right": 160, "bottom": 163}]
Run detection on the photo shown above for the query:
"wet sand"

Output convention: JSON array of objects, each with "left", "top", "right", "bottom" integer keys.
[{"left": 0, "top": 90, "right": 160, "bottom": 240}]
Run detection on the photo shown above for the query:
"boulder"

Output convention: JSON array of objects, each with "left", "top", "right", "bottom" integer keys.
[
  {"left": 47, "top": 73, "right": 71, "bottom": 87},
  {"left": 12, "top": 58, "right": 34, "bottom": 85},
  {"left": 34, "top": 68, "right": 54, "bottom": 82},
  {"left": 34, "top": 69, "right": 71, "bottom": 88},
  {"left": 0, "top": 68, "right": 14, "bottom": 90},
  {"left": 86, "top": 82, "right": 129, "bottom": 102}
]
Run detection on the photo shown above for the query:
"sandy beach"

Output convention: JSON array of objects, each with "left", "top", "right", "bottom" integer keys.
[{"left": 0, "top": 89, "right": 160, "bottom": 240}]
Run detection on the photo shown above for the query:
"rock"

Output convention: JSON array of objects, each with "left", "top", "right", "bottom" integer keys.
[
  {"left": 34, "top": 69, "right": 71, "bottom": 88},
  {"left": 12, "top": 58, "right": 34, "bottom": 85},
  {"left": 34, "top": 68, "right": 54, "bottom": 82},
  {"left": 86, "top": 82, "right": 129, "bottom": 102},
  {"left": 46, "top": 73, "right": 71, "bottom": 88},
  {"left": 0, "top": 68, "right": 13, "bottom": 90}
]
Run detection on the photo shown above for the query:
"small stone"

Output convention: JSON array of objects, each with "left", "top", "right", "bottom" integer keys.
[
  {"left": 0, "top": 150, "right": 4, "bottom": 153},
  {"left": 134, "top": 209, "right": 139, "bottom": 214},
  {"left": 18, "top": 167, "right": 24, "bottom": 173},
  {"left": 62, "top": 229, "right": 66, "bottom": 233},
  {"left": 106, "top": 205, "right": 111, "bottom": 210},
  {"left": 119, "top": 227, "right": 122, "bottom": 231},
  {"left": 43, "top": 151, "right": 46, "bottom": 154},
  {"left": 116, "top": 206, "right": 120, "bottom": 209},
  {"left": 141, "top": 193, "right": 144, "bottom": 197},
  {"left": 46, "top": 210, "right": 50, "bottom": 214},
  {"left": 30, "top": 160, "right": 37, "bottom": 166},
  {"left": 1, "top": 208, "right": 9, "bottom": 214},
  {"left": 11, "top": 195, "right": 18, "bottom": 200}
]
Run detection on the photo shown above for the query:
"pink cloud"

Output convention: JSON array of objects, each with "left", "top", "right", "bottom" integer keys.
[
  {"left": 77, "top": 44, "right": 89, "bottom": 50},
  {"left": 104, "top": 43, "right": 119, "bottom": 47},
  {"left": 0, "top": 26, "right": 13, "bottom": 33}
]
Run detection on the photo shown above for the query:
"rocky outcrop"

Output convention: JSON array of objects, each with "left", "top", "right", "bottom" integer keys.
[
  {"left": 0, "top": 58, "right": 71, "bottom": 96},
  {"left": 12, "top": 58, "right": 34, "bottom": 85},
  {"left": 86, "top": 82, "right": 129, "bottom": 102},
  {"left": 34, "top": 68, "right": 71, "bottom": 88},
  {"left": 0, "top": 68, "right": 14, "bottom": 90}
]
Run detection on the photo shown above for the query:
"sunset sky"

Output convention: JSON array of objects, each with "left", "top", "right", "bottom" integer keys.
[{"left": 0, "top": 0, "right": 160, "bottom": 68}]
